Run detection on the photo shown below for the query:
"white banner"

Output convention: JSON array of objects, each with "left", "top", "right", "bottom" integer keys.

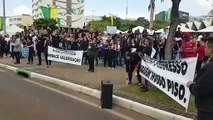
[
  {"left": 140, "top": 55, "right": 197, "bottom": 109},
  {"left": 106, "top": 26, "right": 117, "bottom": 34},
  {"left": 48, "top": 46, "right": 83, "bottom": 66}
]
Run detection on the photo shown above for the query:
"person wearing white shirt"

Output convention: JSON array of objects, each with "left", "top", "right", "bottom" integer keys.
[
  {"left": 160, "top": 28, "right": 169, "bottom": 40},
  {"left": 148, "top": 28, "right": 155, "bottom": 36}
]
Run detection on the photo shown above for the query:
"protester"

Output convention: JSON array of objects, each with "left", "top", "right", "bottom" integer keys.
[
  {"left": 187, "top": 39, "right": 213, "bottom": 120},
  {"left": 36, "top": 34, "right": 44, "bottom": 66},
  {"left": 180, "top": 32, "right": 196, "bottom": 58},
  {"left": 13, "top": 33, "right": 22, "bottom": 64},
  {"left": 196, "top": 38, "right": 205, "bottom": 73},
  {"left": 87, "top": 39, "right": 96, "bottom": 72},
  {"left": 174, "top": 27, "right": 183, "bottom": 46},
  {"left": 140, "top": 37, "right": 153, "bottom": 92},
  {"left": 26, "top": 36, "right": 34, "bottom": 64},
  {"left": 44, "top": 36, "right": 52, "bottom": 67},
  {"left": 4, "top": 34, "right": 10, "bottom": 57},
  {"left": 125, "top": 52, "right": 142, "bottom": 85},
  {"left": 0, "top": 35, "right": 5, "bottom": 58}
]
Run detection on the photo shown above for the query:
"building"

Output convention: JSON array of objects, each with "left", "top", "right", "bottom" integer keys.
[
  {"left": 8, "top": 14, "right": 33, "bottom": 27},
  {"left": 32, "top": 0, "right": 84, "bottom": 28},
  {"left": 84, "top": 15, "right": 102, "bottom": 25},
  {"left": 155, "top": 8, "right": 189, "bottom": 23},
  {"left": 155, "top": 11, "right": 166, "bottom": 21}
]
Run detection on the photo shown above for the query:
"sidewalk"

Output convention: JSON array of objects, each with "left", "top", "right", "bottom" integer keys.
[
  {"left": 0, "top": 57, "right": 196, "bottom": 119},
  {"left": 0, "top": 58, "right": 127, "bottom": 89}
]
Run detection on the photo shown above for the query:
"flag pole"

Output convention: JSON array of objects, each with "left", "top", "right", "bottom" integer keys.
[{"left": 3, "top": 0, "right": 6, "bottom": 35}]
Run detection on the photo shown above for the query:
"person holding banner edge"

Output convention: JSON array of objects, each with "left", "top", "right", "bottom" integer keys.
[{"left": 187, "top": 39, "right": 213, "bottom": 120}]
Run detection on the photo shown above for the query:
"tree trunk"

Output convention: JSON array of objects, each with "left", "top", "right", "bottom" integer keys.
[
  {"left": 149, "top": 0, "right": 155, "bottom": 29},
  {"left": 165, "top": 0, "right": 181, "bottom": 60}
]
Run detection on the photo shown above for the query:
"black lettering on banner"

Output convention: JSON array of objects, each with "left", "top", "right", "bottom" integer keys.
[
  {"left": 179, "top": 85, "right": 185, "bottom": 101},
  {"left": 174, "top": 82, "right": 179, "bottom": 97},
  {"left": 176, "top": 62, "right": 181, "bottom": 74},
  {"left": 167, "top": 79, "right": 186, "bottom": 103},
  {"left": 181, "top": 62, "right": 188, "bottom": 75},
  {"left": 48, "top": 54, "right": 59, "bottom": 59},
  {"left": 143, "top": 55, "right": 189, "bottom": 76},
  {"left": 141, "top": 66, "right": 165, "bottom": 89}
]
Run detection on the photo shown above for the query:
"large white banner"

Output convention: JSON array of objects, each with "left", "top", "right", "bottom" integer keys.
[
  {"left": 140, "top": 55, "right": 197, "bottom": 109},
  {"left": 107, "top": 26, "right": 117, "bottom": 34},
  {"left": 48, "top": 46, "right": 83, "bottom": 66}
]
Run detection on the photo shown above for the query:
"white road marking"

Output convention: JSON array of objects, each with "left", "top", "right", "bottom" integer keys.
[{"left": 22, "top": 78, "right": 135, "bottom": 120}]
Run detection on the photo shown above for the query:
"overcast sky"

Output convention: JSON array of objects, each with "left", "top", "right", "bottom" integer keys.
[{"left": 0, "top": 0, "right": 212, "bottom": 19}]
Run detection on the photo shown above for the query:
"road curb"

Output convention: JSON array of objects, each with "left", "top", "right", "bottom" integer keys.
[
  {"left": 16, "top": 68, "right": 31, "bottom": 78},
  {"left": 0, "top": 63, "right": 193, "bottom": 120}
]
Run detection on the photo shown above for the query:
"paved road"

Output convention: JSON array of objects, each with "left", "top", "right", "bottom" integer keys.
[{"left": 0, "top": 68, "right": 154, "bottom": 120}]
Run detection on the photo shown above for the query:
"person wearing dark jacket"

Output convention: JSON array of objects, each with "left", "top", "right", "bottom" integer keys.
[
  {"left": 26, "top": 37, "right": 34, "bottom": 64},
  {"left": 141, "top": 38, "right": 153, "bottom": 92},
  {"left": 44, "top": 36, "right": 52, "bottom": 67},
  {"left": 81, "top": 37, "right": 89, "bottom": 64},
  {"left": 187, "top": 40, "right": 213, "bottom": 120},
  {"left": 0, "top": 35, "right": 5, "bottom": 58},
  {"left": 87, "top": 40, "right": 96, "bottom": 72},
  {"left": 125, "top": 52, "right": 142, "bottom": 85},
  {"left": 36, "top": 35, "right": 44, "bottom": 65}
]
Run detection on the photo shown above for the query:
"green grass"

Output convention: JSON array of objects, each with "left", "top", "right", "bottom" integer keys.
[{"left": 121, "top": 85, "right": 196, "bottom": 111}]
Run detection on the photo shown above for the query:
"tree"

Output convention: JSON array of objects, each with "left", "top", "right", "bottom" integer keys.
[
  {"left": 148, "top": 0, "right": 156, "bottom": 29},
  {"left": 87, "top": 20, "right": 110, "bottom": 32},
  {"left": 33, "top": 18, "right": 58, "bottom": 30},
  {"left": 165, "top": 0, "right": 181, "bottom": 60},
  {"left": 148, "top": 0, "right": 181, "bottom": 60},
  {"left": 135, "top": 17, "right": 150, "bottom": 28},
  {"left": 153, "top": 20, "right": 170, "bottom": 31}
]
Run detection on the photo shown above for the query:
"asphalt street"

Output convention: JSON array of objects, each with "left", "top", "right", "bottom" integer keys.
[{"left": 0, "top": 68, "right": 154, "bottom": 120}]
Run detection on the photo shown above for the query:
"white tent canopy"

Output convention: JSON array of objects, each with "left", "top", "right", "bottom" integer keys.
[
  {"left": 0, "top": 24, "right": 24, "bottom": 36},
  {"left": 198, "top": 26, "right": 213, "bottom": 33},
  {"left": 116, "top": 29, "right": 124, "bottom": 34},
  {"left": 104, "top": 29, "right": 124, "bottom": 34},
  {"left": 155, "top": 25, "right": 195, "bottom": 33},
  {"left": 132, "top": 26, "right": 144, "bottom": 33}
]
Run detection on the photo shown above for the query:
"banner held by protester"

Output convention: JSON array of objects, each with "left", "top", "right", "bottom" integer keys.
[
  {"left": 140, "top": 54, "right": 197, "bottom": 109},
  {"left": 22, "top": 47, "right": 29, "bottom": 58},
  {"left": 48, "top": 46, "right": 83, "bottom": 66}
]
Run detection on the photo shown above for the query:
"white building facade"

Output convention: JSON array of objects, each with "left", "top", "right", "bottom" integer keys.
[
  {"left": 8, "top": 14, "right": 33, "bottom": 27},
  {"left": 32, "top": 0, "right": 84, "bottom": 28}
]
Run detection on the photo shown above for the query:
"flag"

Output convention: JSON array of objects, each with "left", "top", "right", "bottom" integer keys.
[
  {"left": 40, "top": 6, "right": 51, "bottom": 19},
  {"left": 0, "top": 17, "right": 5, "bottom": 30},
  {"left": 50, "top": 7, "right": 59, "bottom": 19},
  {"left": 23, "top": 21, "right": 29, "bottom": 30},
  {"left": 110, "top": 15, "right": 114, "bottom": 26}
]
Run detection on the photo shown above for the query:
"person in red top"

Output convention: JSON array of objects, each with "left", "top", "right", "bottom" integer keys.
[
  {"left": 180, "top": 32, "right": 197, "bottom": 58},
  {"left": 196, "top": 38, "right": 205, "bottom": 73}
]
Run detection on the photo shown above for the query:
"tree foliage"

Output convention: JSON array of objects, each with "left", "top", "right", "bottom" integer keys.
[
  {"left": 87, "top": 16, "right": 150, "bottom": 32},
  {"left": 153, "top": 20, "right": 170, "bottom": 30},
  {"left": 33, "top": 18, "right": 58, "bottom": 30}
]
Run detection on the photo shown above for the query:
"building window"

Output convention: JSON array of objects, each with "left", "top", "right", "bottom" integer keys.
[{"left": 17, "top": 18, "right": 22, "bottom": 21}]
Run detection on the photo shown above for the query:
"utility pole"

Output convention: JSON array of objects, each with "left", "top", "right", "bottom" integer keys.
[
  {"left": 3, "top": 0, "right": 6, "bottom": 35},
  {"left": 125, "top": 0, "right": 128, "bottom": 20}
]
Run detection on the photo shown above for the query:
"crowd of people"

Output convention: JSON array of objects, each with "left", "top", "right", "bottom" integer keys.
[
  {"left": 0, "top": 27, "right": 211, "bottom": 90},
  {"left": 0, "top": 27, "right": 213, "bottom": 119}
]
